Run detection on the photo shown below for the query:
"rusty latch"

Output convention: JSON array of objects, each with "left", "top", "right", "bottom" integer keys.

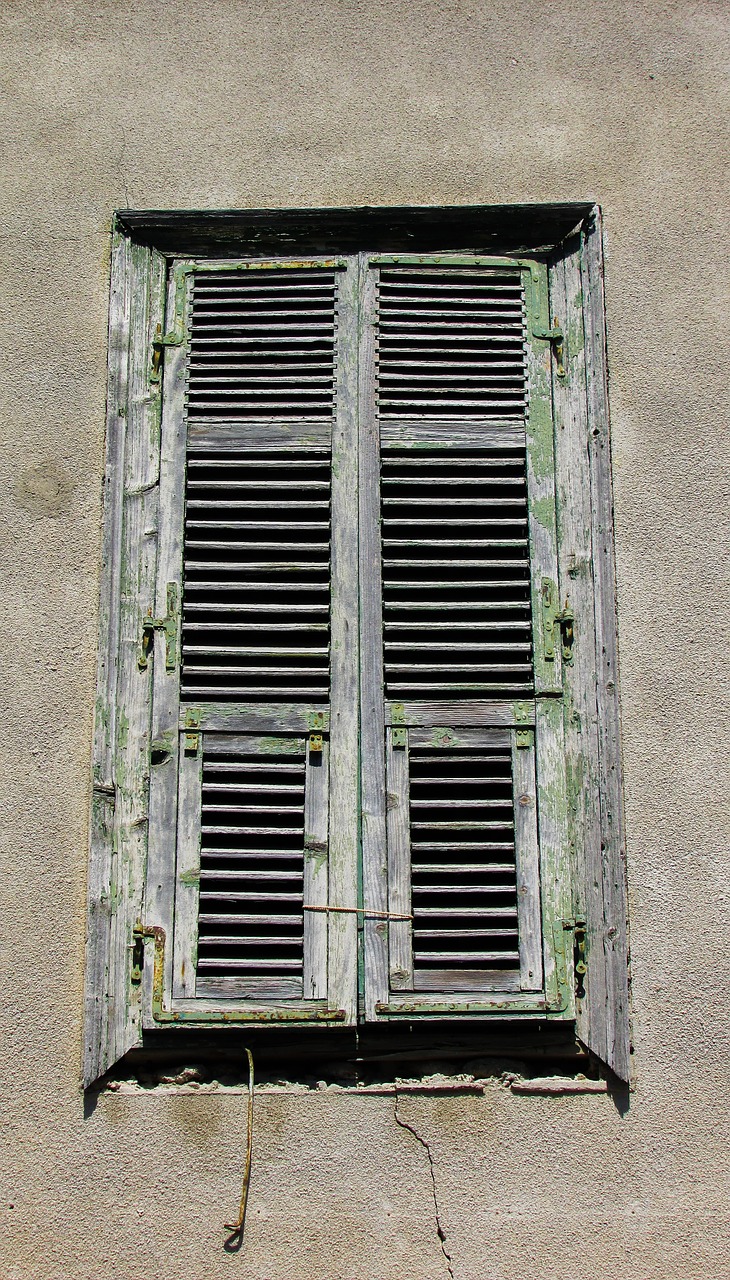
[
  {"left": 555, "top": 603, "right": 575, "bottom": 664},
  {"left": 541, "top": 579, "right": 575, "bottom": 664},
  {"left": 139, "top": 583, "right": 178, "bottom": 672}
]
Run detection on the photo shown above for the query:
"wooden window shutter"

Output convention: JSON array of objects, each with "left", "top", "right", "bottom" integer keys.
[
  {"left": 360, "top": 255, "right": 574, "bottom": 1020},
  {"left": 142, "top": 256, "right": 359, "bottom": 1028},
  {"left": 85, "top": 212, "right": 629, "bottom": 1086}
]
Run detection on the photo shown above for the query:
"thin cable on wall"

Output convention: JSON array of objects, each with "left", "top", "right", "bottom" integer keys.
[{"left": 224, "top": 1048, "right": 255, "bottom": 1242}]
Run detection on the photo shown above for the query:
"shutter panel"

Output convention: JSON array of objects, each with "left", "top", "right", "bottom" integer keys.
[
  {"left": 361, "top": 255, "right": 573, "bottom": 1019},
  {"left": 143, "top": 257, "right": 357, "bottom": 1027}
]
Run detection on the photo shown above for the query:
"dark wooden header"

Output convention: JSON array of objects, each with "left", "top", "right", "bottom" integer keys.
[{"left": 116, "top": 202, "right": 595, "bottom": 258}]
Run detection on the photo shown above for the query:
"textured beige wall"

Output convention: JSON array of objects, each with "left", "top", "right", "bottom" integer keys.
[{"left": 1, "top": 2, "right": 729, "bottom": 1277}]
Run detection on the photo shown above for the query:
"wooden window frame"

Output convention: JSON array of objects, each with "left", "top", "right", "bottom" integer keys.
[{"left": 83, "top": 205, "right": 630, "bottom": 1087}]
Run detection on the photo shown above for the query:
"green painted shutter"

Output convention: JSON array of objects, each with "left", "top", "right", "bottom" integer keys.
[
  {"left": 142, "top": 257, "right": 359, "bottom": 1027},
  {"left": 360, "top": 255, "right": 574, "bottom": 1020}
]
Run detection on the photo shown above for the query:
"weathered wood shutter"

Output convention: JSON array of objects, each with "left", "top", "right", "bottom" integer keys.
[
  {"left": 360, "top": 255, "right": 573, "bottom": 1019},
  {"left": 85, "top": 213, "right": 629, "bottom": 1086},
  {"left": 143, "top": 257, "right": 359, "bottom": 1027}
]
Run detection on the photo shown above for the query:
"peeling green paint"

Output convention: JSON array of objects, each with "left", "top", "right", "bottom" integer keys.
[
  {"left": 305, "top": 841, "right": 328, "bottom": 876},
  {"left": 258, "top": 735, "right": 306, "bottom": 755},
  {"left": 530, "top": 494, "right": 556, "bottom": 531}
]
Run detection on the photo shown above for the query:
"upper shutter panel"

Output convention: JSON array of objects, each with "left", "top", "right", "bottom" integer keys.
[
  {"left": 187, "top": 268, "right": 338, "bottom": 420},
  {"left": 377, "top": 265, "right": 527, "bottom": 419}
]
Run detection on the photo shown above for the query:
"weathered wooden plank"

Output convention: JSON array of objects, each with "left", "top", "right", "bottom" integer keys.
[
  {"left": 187, "top": 419, "right": 331, "bottom": 450},
  {"left": 196, "top": 975, "right": 303, "bottom": 999},
  {"left": 549, "top": 241, "right": 605, "bottom": 1062},
  {"left": 378, "top": 991, "right": 551, "bottom": 1015},
  {"left": 525, "top": 262, "right": 564, "bottom": 697},
  {"left": 413, "top": 970, "right": 521, "bottom": 993},
  {"left": 511, "top": 729, "right": 543, "bottom": 993},
  {"left": 143, "top": 259, "right": 190, "bottom": 1028},
  {"left": 380, "top": 421, "right": 525, "bottom": 448},
  {"left": 534, "top": 697, "right": 573, "bottom": 1013},
  {"left": 110, "top": 243, "right": 168, "bottom": 1064},
  {"left": 358, "top": 256, "right": 389, "bottom": 1018},
  {"left": 118, "top": 204, "right": 593, "bottom": 260},
  {"left": 580, "top": 208, "right": 631, "bottom": 1081},
  {"left": 172, "top": 742, "right": 203, "bottom": 999},
  {"left": 371, "top": 254, "right": 528, "bottom": 268},
  {"left": 385, "top": 729, "right": 412, "bottom": 992},
  {"left": 327, "top": 257, "right": 360, "bottom": 1024},
  {"left": 204, "top": 733, "right": 306, "bottom": 756},
  {"left": 409, "top": 725, "right": 510, "bottom": 749},
  {"left": 303, "top": 737, "right": 329, "bottom": 1000},
  {"left": 185, "top": 704, "right": 329, "bottom": 733},
  {"left": 191, "top": 256, "right": 347, "bottom": 273},
  {"left": 83, "top": 230, "right": 131, "bottom": 1088},
  {"left": 385, "top": 700, "right": 535, "bottom": 728}
]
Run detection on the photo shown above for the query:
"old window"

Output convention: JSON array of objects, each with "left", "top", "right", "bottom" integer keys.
[{"left": 84, "top": 206, "right": 630, "bottom": 1087}]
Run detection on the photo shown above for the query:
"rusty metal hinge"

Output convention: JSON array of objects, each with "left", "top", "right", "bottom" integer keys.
[
  {"left": 139, "top": 582, "right": 179, "bottom": 672},
  {"left": 150, "top": 261, "right": 193, "bottom": 383},
  {"left": 533, "top": 317, "right": 566, "bottom": 380},
  {"left": 541, "top": 578, "right": 575, "bottom": 664},
  {"left": 184, "top": 708, "right": 201, "bottom": 755}
]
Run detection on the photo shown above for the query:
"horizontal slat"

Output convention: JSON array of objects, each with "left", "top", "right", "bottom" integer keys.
[{"left": 412, "top": 863, "right": 516, "bottom": 874}]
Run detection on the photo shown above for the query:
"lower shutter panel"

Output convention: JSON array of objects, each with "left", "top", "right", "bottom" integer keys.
[
  {"left": 196, "top": 735, "right": 308, "bottom": 999},
  {"left": 408, "top": 730, "right": 520, "bottom": 991},
  {"left": 174, "top": 731, "right": 329, "bottom": 1002}
]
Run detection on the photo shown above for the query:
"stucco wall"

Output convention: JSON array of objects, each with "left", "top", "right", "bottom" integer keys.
[{"left": 1, "top": 2, "right": 729, "bottom": 1277}]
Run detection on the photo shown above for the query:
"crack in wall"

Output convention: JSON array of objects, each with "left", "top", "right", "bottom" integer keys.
[{"left": 394, "top": 1088, "right": 454, "bottom": 1280}]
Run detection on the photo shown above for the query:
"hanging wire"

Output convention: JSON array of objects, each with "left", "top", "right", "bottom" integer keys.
[{"left": 224, "top": 1048, "right": 255, "bottom": 1241}]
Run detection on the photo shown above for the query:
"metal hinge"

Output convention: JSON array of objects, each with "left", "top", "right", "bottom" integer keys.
[
  {"left": 390, "top": 703, "right": 407, "bottom": 749},
  {"left": 150, "top": 261, "right": 194, "bottom": 383},
  {"left": 184, "top": 708, "right": 201, "bottom": 755},
  {"left": 308, "top": 711, "right": 326, "bottom": 755},
  {"left": 541, "top": 578, "right": 575, "bottom": 664},
  {"left": 574, "top": 919, "right": 587, "bottom": 998},
  {"left": 533, "top": 317, "right": 566, "bottom": 380},
  {"left": 139, "top": 583, "right": 179, "bottom": 672}
]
